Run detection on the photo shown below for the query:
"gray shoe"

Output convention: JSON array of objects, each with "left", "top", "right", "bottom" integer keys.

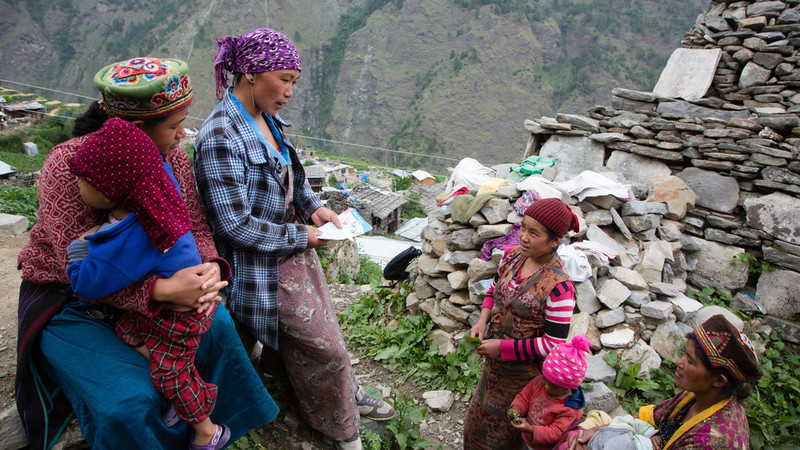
[
  {"left": 337, "top": 431, "right": 363, "bottom": 450},
  {"left": 356, "top": 386, "right": 395, "bottom": 421}
]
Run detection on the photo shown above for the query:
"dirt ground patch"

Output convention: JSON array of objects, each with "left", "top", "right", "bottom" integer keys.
[{"left": 0, "top": 233, "right": 467, "bottom": 449}]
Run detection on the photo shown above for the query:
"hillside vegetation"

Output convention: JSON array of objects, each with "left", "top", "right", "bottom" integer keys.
[{"left": 1, "top": 0, "right": 707, "bottom": 169}]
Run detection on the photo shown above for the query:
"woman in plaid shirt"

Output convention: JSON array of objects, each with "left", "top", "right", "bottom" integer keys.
[{"left": 195, "top": 28, "right": 394, "bottom": 450}]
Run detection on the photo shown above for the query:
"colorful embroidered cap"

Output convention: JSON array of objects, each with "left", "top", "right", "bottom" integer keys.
[
  {"left": 542, "top": 335, "right": 591, "bottom": 389},
  {"left": 68, "top": 117, "right": 191, "bottom": 253},
  {"left": 214, "top": 28, "right": 302, "bottom": 98},
  {"left": 693, "top": 314, "right": 763, "bottom": 384},
  {"left": 93, "top": 57, "right": 193, "bottom": 120},
  {"left": 524, "top": 198, "right": 580, "bottom": 238}
]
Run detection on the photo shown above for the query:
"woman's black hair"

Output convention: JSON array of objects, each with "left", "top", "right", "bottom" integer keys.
[
  {"left": 71, "top": 101, "right": 110, "bottom": 137},
  {"left": 686, "top": 334, "right": 752, "bottom": 401},
  {"left": 71, "top": 101, "right": 167, "bottom": 136}
]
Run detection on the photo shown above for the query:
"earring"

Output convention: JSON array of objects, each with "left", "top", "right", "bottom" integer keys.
[{"left": 249, "top": 78, "right": 255, "bottom": 83}]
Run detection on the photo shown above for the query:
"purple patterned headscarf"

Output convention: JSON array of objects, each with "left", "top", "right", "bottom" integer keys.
[{"left": 214, "top": 28, "right": 302, "bottom": 99}]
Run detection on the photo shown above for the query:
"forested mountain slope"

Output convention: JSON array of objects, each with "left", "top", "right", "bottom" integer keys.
[{"left": 0, "top": 0, "right": 708, "bottom": 169}]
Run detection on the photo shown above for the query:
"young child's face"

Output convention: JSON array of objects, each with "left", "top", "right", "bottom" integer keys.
[
  {"left": 542, "top": 376, "right": 571, "bottom": 398},
  {"left": 78, "top": 179, "right": 115, "bottom": 210}
]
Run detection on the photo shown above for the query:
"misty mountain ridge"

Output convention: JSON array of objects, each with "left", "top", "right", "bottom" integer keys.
[{"left": 0, "top": 0, "right": 709, "bottom": 171}]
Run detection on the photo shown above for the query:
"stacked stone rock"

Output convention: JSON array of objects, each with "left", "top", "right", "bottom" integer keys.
[{"left": 405, "top": 0, "right": 800, "bottom": 413}]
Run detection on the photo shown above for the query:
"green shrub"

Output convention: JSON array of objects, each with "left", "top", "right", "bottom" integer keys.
[
  {"left": 354, "top": 254, "right": 382, "bottom": 286},
  {"left": 0, "top": 185, "right": 39, "bottom": 228},
  {"left": 0, "top": 134, "right": 23, "bottom": 153}
]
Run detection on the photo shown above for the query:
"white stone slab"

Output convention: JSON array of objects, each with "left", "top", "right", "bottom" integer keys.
[{"left": 653, "top": 48, "right": 722, "bottom": 101}]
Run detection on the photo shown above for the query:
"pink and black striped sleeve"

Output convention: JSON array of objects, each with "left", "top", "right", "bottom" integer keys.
[{"left": 499, "top": 280, "right": 576, "bottom": 362}]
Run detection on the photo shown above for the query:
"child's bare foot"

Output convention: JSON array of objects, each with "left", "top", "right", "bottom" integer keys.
[{"left": 133, "top": 345, "right": 150, "bottom": 359}]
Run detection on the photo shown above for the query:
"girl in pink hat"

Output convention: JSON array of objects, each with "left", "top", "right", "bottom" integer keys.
[{"left": 508, "top": 335, "right": 590, "bottom": 450}]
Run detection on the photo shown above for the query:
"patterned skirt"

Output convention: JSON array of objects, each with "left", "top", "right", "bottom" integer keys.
[{"left": 464, "top": 356, "right": 541, "bottom": 450}]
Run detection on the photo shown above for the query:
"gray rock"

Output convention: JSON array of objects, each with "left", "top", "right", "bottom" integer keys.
[
  {"left": 473, "top": 224, "right": 513, "bottom": 245},
  {"left": 467, "top": 259, "right": 498, "bottom": 283},
  {"left": 762, "top": 166, "right": 800, "bottom": 187},
  {"left": 479, "top": 199, "right": 511, "bottom": 224},
  {"left": 626, "top": 290, "right": 652, "bottom": 307},
  {"left": 556, "top": 113, "right": 601, "bottom": 133},
  {"left": 539, "top": 135, "right": 606, "bottom": 177},
  {"left": 427, "top": 276, "right": 454, "bottom": 296},
  {"left": 650, "top": 321, "right": 691, "bottom": 362},
  {"left": 585, "top": 354, "right": 617, "bottom": 383},
  {"left": 641, "top": 301, "right": 674, "bottom": 320},
  {"left": 422, "top": 390, "right": 455, "bottom": 412},
  {"left": 585, "top": 210, "right": 613, "bottom": 227},
  {"left": 668, "top": 294, "right": 704, "bottom": 322},
  {"left": 761, "top": 316, "right": 800, "bottom": 344},
  {"left": 638, "top": 241, "right": 673, "bottom": 283},
  {"left": 23, "top": 142, "right": 38, "bottom": 157},
  {"left": 607, "top": 111, "right": 649, "bottom": 128},
  {"left": 747, "top": 1, "right": 787, "bottom": 16},
  {"left": 422, "top": 220, "right": 450, "bottom": 241},
  {"left": 657, "top": 101, "right": 748, "bottom": 121},
  {"left": 745, "top": 192, "right": 800, "bottom": 245},
  {"left": 468, "top": 278, "right": 493, "bottom": 297},
  {"left": 0, "top": 406, "right": 30, "bottom": 450},
  {"left": 428, "top": 330, "right": 456, "bottom": 356},
  {"left": 690, "top": 306, "right": 745, "bottom": 331},
  {"left": 590, "top": 133, "right": 630, "bottom": 144},
  {"left": 576, "top": 281, "right": 602, "bottom": 314},
  {"left": 618, "top": 340, "right": 662, "bottom": 379},
  {"left": 447, "top": 271, "right": 470, "bottom": 290},
  {"left": 763, "top": 245, "right": 800, "bottom": 272},
  {"left": 600, "top": 328, "right": 635, "bottom": 348},
  {"left": 648, "top": 281, "right": 682, "bottom": 297},
  {"left": 621, "top": 201, "right": 668, "bottom": 216},
  {"left": 611, "top": 88, "right": 657, "bottom": 103},
  {"left": 444, "top": 250, "right": 481, "bottom": 268},
  {"left": 447, "top": 228, "right": 478, "bottom": 251},
  {"left": 756, "top": 269, "right": 800, "bottom": 319},
  {"left": 604, "top": 151, "right": 671, "bottom": 190},
  {"left": 610, "top": 267, "right": 649, "bottom": 291},
  {"left": 622, "top": 214, "right": 661, "bottom": 233},
  {"left": 448, "top": 290, "right": 472, "bottom": 306},
  {"left": 677, "top": 168, "right": 739, "bottom": 214},
  {"left": 586, "top": 225, "right": 637, "bottom": 268},
  {"left": 0, "top": 214, "right": 28, "bottom": 236},
  {"left": 686, "top": 238, "right": 749, "bottom": 292},
  {"left": 596, "top": 307, "right": 626, "bottom": 328},
  {"left": 583, "top": 381, "right": 619, "bottom": 413},
  {"left": 414, "top": 276, "right": 437, "bottom": 300},
  {"left": 597, "top": 279, "right": 632, "bottom": 310}
]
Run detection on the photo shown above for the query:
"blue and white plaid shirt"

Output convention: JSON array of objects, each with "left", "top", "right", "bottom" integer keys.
[{"left": 194, "top": 90, "right": 322, "bottom": 349}]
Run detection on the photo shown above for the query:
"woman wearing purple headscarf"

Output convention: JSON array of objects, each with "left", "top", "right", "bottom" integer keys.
[{"left": 194, "top": 28, "right": 393, "bottom": 449}]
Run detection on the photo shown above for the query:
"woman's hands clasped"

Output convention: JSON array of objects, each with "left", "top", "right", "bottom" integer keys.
[{"left": 152, "top": 262, "right": 227, "bottom": 315}]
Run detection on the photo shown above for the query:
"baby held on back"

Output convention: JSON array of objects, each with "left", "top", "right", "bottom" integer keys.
[{"left": 508, "top": 335, "right": 590, "bottom": 450}]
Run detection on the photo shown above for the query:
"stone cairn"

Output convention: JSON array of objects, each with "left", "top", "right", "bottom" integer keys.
[{"left": 407, "top": 0, "right": 800, "bottom": 413}]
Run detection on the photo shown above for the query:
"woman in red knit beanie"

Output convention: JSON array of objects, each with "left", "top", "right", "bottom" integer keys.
[{"left": 464, "top": 198, "right": 580, "bottom": 449}]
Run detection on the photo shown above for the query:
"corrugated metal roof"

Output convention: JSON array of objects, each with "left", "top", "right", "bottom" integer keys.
[
  {"left": 356, "top": 236, "right": 422, "bottom": 268},
  {"left": 412, "top": 170, "right": 434, "bottom": 181},
  {"left": 395, "top": 217, "right": 427, "bottom": 242},
  {"left": 2, "top": 101, "right": 45, "bottom": 112},
  {"left": 351, "top": 186, "right": 407, "bottom": 220}
]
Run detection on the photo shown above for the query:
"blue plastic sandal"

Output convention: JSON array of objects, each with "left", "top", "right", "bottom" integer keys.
[{"left": 189, "top": 425, "right": 230, "bottom": 450}]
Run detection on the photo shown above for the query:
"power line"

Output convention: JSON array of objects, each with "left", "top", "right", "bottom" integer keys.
[{"left": 1, "top": 78, "right": 458, "bottom": 164}]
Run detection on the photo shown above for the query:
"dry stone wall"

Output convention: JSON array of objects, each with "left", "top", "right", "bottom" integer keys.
[{"left": 406, "top": 0, "right": 800, "bottom": 413}]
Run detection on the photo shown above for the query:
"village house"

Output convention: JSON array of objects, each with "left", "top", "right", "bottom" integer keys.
[
  {"left": 411, "top": 169, "right": 435, "bottom": 185},
  {"left": 350, "top": 185, "right": 407, "bottom": 236},
  {"left": 304, "top": 164, "right": 326, "bottom": 193},
  {"left": 1, "top": 101, "right": 46, "bottom": 124}
]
